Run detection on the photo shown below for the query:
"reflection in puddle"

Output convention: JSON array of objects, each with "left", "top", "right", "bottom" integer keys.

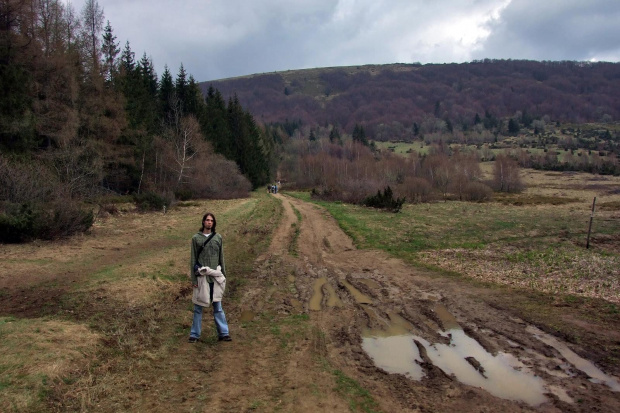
[
  {"left": 527, "top": 325, "right": 620, "bottom": 392},
  {"left": 361, "top": 306, "right": 549, "bottom": 406},
  {"left": 362, "top": 312, "right": 424, "bottom": 379},
  {"left": 418, "top": 329, "right": 547, "bottom": 406},
  {"left": 342, "top": 280, "right": 373, "bottom": 304},
  {"left": 362, "top": 331, "right": 425, "bottom": 380},
  {"left": 309, "top": 277, "right": 326, "bottom": 311}
]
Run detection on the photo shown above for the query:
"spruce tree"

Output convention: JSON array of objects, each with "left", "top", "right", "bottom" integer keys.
[
  {"left": 159, "top": 65, "right": 174, "bottom": 120},
  {"left": 100, "top": 21, "right": 120, "bottom": 85}
]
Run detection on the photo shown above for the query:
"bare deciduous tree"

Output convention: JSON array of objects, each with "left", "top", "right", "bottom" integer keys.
[{"left": 493, "top": 154, "right": 524, "bottom": 193}]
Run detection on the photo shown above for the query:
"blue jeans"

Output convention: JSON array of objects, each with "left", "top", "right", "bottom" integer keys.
[{"left": 189, "top": 283, "right": 229, "bottom": 339}]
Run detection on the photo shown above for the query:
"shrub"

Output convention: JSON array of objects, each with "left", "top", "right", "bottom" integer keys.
[
  {"left": 133, "top": 192, "right": 171, "bottom": 211},
  {"left": 0, "top": 156, "right": 94, "bottom": 242},
  {"left": 399, "top": 176, "right": 434, "bottom": 203},
  {"left": 362, "top": 186, "right": 405, "bottom": 212},
  {"left": 463, "top": 182, "right": 493, "bottom": 202},
  {"left": 0, "top": 200, "right": 94, "bottom": 243},
  {"left": 185, "top": 155, "right": 252, "bottom": 199}
]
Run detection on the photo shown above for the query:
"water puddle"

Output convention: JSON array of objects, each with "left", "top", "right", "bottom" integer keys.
[
  {"left": 324, "top": 284, "right": 344, "bottom": 308},
  {"left": 342, "top": 280, "right": 373, "bottom": 304},
  {"left": 239, "top": 310, "right": 256, "bottom": 322},
  {"left": 419, "top": 291, "right": 442, "bottom": 301},
  {"left": 361, "top": 305, "right": 549, "bottom": 406},
  {"left": 289, "top": 298, "right": 303, "bottom": 311},
  {"left": 357, "top": 279, "right": 381, "bottom": 290},
  {"left": 526, "top": 325, "right": 620, "bottom": 392},
  {"left": 362, "top": 312, "right": 424, "bottom": 380},
  {"left": 417, "top": 329, "right": 547, "bottom": 405},
  {"left": 309, "top": 277, "right": 327, "bottom": 311},
  {"left": 433, "top": 303, "right": 460, "bottom": 330}
]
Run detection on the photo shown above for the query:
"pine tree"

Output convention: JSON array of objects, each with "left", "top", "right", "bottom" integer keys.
[
  {"left": 352, "top": 124, "right": 369, "bottom": 146},
  {"left": 100, "top": 21, "right": 120, "bottom": 85},
  {"left": 202, "top": 86, "right": 232, "bottom": 158},
  {"left": 175, "top": 63, "right": 188, "bottom": 111},
  {"left": 329, "top": 126, "right": 341, "bottom": 144},
  {"left": 159, "top": 65, "right": 174, "bottom": 120}
]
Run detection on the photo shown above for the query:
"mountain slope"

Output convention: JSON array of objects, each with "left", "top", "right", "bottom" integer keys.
[{"left": 199, "top": 60, "right": 620, "bottom": 136}]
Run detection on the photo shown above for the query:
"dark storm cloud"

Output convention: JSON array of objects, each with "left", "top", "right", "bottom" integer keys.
[
  {"left": 474, "top": 0, "right": 620, "bottom": 62},
  {"left": 85, "top": 0, "right": 618, "bottom": 82}
]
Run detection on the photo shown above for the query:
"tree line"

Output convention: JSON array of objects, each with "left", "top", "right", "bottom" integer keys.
[
  {"left": 0, "top": 0, "right": 275, "bottom": 242},
  {"left": 206, "top": 60, "right": 620, "bottom": 142},
  {"left": 279, "top": 125, "right": 523, "bottom": 209}
]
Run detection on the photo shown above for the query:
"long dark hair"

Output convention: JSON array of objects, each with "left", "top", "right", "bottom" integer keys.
[{"left": 199, "top": 212, "right": 217, "bottom": 233}]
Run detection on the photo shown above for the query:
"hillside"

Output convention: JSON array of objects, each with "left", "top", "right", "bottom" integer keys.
[{"left": 199, "top": 60, "right": 620, "bottom": 138}]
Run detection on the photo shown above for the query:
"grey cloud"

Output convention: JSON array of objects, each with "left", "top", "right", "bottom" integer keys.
[
  {"left": 474, "top": 0, "right": 620, "bottom": 61},
  {"left": 94, "top": 0, "right": 618, "bottom": 81}
]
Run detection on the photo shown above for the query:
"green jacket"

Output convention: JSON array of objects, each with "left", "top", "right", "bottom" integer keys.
[{"left": 190, "top": 232, "right": 226, "bottom": 285}]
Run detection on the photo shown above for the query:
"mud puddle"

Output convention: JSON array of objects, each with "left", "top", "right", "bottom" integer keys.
[
  {"left": 342, "top": 280, "right": 373, "bottom": 304},
  {"left": 309, "top": 277, "right": 344, "bottom": 310},
  {"left": 362, "top": 305, "right": 550, "bottom": 406},
  {"left": 527, "top": 325, "right": 620, "bottom": 392}
]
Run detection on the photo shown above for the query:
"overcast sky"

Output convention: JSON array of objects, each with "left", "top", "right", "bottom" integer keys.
[{"left": 88, "top": 0, "right": 620, "bottom": 82}]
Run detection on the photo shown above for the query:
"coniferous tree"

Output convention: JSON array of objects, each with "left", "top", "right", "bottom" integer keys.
[
  {"left": 175, "top": 63, "right": 188, "bottom": 111},
  {"left": 185, "top": 75, "right": 204, "bottom": 117},
  {"left": 202, "top": 86, "right": 233, "bottom": 158},
  {"left": 352, "top": 124, "right": 369, "bottom": 146},
  {"left": 329, "top": 126, "right": 341, "bottom": 144},
  {"left": 80, "top": 0, "right": 104, "bottom": 74},
  {"left": 100, "top": 20, "right": 119, "bottom": 85},
  {"left": 159, "top": 65, "right": 174, "bottom": 119}
]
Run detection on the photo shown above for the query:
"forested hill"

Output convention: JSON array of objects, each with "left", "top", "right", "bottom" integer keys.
[{"left": 199, "top": 60, "right": 620, "bottom": 139}]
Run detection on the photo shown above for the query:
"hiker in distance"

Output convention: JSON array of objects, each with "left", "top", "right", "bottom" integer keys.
[{"left": 188, "top": 212, "right": 232, "bottom": 343}]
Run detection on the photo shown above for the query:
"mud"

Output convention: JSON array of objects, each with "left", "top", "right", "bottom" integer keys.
[
  {"left": 1, "top": 194, "right": 620, "bottom": 412},
  {"left": 254, "top": 194, "right": 620, "bottom": 412}
]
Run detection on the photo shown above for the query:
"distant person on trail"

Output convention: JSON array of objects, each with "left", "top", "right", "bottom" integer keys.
[{"left": 188, "top": 212, "right": 231, "bottom": 343}]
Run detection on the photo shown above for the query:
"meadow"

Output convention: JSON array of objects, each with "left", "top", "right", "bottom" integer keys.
[{"left": 287, "top": 167, "right": 620, "bottom": 303}]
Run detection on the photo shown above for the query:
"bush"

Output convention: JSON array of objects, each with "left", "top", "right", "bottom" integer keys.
[
  {"left": 399, "top": 176, "right": 434, "bottom": 203},
  {"left": 463, "top": 182, "right": 493, "bottom": 202},
  {"left": 133, "top": 191, "right": 171, "bottom": 211},
  {"left": 0, "top": 157, "right": 94, "bottom": 242},
  {"left": 0, "top": 201, "right": 94, "bottom": 243},
  {"left": 362, "top": 186, "right": 405, "bottom": 212},
  {"left": 174, "top": 188, "right": 193, "bottom": 201}
]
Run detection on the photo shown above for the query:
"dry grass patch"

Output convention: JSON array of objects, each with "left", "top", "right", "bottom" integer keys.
[
  {"left": 493, "top": 193, "right": 581, "bottom": 206},
  {"left": 418, "top": 245, "right": 620, "bottom": 303},
  {"left": 0, "top": 318, "right": 100, "bottom": 412}
]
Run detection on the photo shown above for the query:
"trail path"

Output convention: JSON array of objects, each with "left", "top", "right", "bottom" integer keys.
[
  {"left": 1, "top": 194, "right": 619, "bottom": 412},
  {"left": 207, "top": 194, "right": 620, "bottom": 412}
]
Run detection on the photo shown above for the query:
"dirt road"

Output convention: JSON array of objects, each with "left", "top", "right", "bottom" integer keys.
[
  {"left": 222, "top": 194, "right": 620, "bottom": 412},
  {"left": 1, "top": 194, "right": 619, "bottom": 412}
]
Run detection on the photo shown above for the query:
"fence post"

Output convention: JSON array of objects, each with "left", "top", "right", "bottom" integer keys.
[{"left": 586, "top": 197, "right": 596, "bottom": 249}]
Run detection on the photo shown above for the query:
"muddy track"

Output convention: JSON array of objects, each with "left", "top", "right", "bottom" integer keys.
[
  {"left": 2, "top": 195, "right": 619, "bottom": 412},
  {"left": 242, "top": 194, "right": 620, "bottom": 412}
]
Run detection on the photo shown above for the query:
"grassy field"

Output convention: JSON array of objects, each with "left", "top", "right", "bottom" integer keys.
[
  {"left": 0, "top": 192, "right": 283, "bottom": 412},
  {"left": 373, "top": 139, "right": 615, "bottom": 161},
  {"left": 285, "top": 168, "right": 620, "bottom": 304}
]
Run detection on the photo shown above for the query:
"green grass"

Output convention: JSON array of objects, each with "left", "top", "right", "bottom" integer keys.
[
  {"left": 286, "top": 191, "right": 620, "bottom": 262},
  {"left": 333, "top": 370, "right": 381, "bottom": 413}
]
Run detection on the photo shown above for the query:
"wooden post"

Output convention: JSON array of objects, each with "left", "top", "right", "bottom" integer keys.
[{"left": 586, "top": 197, "right": 596, "bottom": 249}]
